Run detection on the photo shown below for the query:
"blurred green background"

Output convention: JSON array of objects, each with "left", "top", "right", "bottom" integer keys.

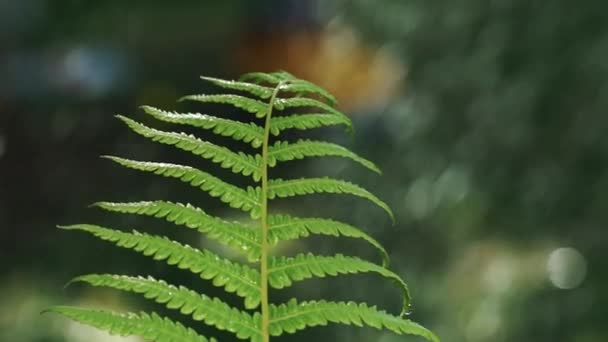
[{"left": 1, "top": 1, "right": 606, "bottom": 341}]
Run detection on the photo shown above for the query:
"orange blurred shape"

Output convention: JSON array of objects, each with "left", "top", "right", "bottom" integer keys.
[{"left": 233, "top": 25, "right": 405, "bottom": 113}]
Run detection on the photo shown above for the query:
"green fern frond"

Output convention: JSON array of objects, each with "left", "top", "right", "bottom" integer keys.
[
  {"left": 59, "top": 224, "right": 261, "bottom": 308},
  {"left": 103, "top": 156, "right": 261, "bottom": 217},
  {"left": 269, "top": 299, "right": 439, "bottom": 342},
  {"left": 47, "top": 306, "right": 216, "bottom": 342},
  {"left": 52, "top": 72, "right": 438, "bottom": 342},
  {"left": 268, "top": 214, "right": 389, "bottom": 267},
  {"left": 268, "top": 253, "right": 410, "bottom": 315},
  {"left": 201, "top": 76, "right": 274, "bottom": 99},
  {"left": 117, "top": 115, "right": 262, "bottom": 180},
  {"left": 180, "top": 94, "right": 268, "bottom": 118},
  {"left": 93, "top": 201, "right": 261, "bottom": 261},
  {"left": 70, "top": 274, "right": 262, "bottom": 340},
  {"left": 269, "top": 113, "right": 351, "bottom": 135},
  {"left": 268, "top": 177, "right": 395, "bottom": 223},
  {"left": 268, "top": 139, "right": 381, "bottom": 174},
  {"left": 140, "top": 106, "right": 264, "bottom": 148}
]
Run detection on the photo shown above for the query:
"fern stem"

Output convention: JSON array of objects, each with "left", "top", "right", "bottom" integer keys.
[{"left": 260, "top": 81, "right": 283, "bottom": 342}]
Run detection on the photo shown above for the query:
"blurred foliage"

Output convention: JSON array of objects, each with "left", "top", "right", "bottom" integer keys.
[
  {"left": 0, "top": 0, "right": 606, "bottom": 341},
  {"left": 335, "top": 1, "right": 608, "bottom": 341}
]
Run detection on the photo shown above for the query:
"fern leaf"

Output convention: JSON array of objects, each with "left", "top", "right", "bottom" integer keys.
[
  {"left": 59, "top": 224, "right": 261, "bottom": 308},
  {"left": 47, "top": 306, "right": 216, "bottom": 342},
  {"left": 180, "top": 94, "right": 268, "bottom": 118},
  {"left": 140, "top": 106, "right": 264, "bottom": 148},
  {"left": 274, "top": 97, "right": 352, "bottom": 133},
  {"left": 271, "top": 70, "right": 338, "bottom": 105},
  {"left": 70, "top": 274, "right": 262, "bottom": 340},
  {"left": 268, "top": 214, "right": 389, "bottom": 267},
  {"left": 103, "top": 156, "right": 261, "bottom": 218},
  {"left": 273, "top": 97, "right": 339, "bottom": 117},
  {"left": 239, "top": 72, "right": 281, "bottom": 84},
  {"left": 268, "top": 177, "right": 395, "bottom": 223},
  {"left": 268, "top": 253, "right": 410, "bottom": 315},
  {"left": 117, "top": 115, "right": 262, "bottom": 180},
  {"left": 269, "top": 113, "right": 351, "bottom": 135},
  {"left": 269, "top": 299, "right": 439, "bottom": 342},
  {"left": 201, "top": 76, "right": 274, "bottom": 99},
  {"left": 93, "top": 201, "right": 261, "bottom": 261},
  {"left": 268, "top": 71, "right": 309, "bottom": 84},
  {"left": 269, "top": 71, "right": 297, "bottom": 81},
  {"left": 279, "top": 80, "right": 337, "bottom": 106},
  {"left": 268, "top": 139, "right": 381, "bottom": 174}
]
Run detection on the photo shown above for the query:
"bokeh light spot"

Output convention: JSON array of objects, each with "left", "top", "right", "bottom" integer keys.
[
  {"left": 66, "top": 319, "right": 143, "bottom": 342},
  {"left": 482, "top": 256, "right": 514, "bottom": 294},
  {"left": 466, "top": 299, "right": 502, "bottom": 341},
  {"left": 404, "top": 177, "right": 435, "bottom": 219},
  {"left": 547, "top": 247, "right": 587, "bottom": 289},
  {"left": 434, "top": 165, "right": 470, "bottom": 205}
]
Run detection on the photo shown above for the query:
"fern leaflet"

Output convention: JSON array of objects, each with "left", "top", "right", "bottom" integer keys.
[
  {"left": 70, "top": 274, "right": 262, "bottom": 340},
  {"left": 267, "top": 253, "right": 411, "bottom": 314},
  {"left": 103, "top": 156, "right": 261, "bottom": 217},
  {"left": 268, "top": 139, "right": 380, "bottom": 173},
  {"left": 117, "top": 115, "right": 262, "bottom": 180},
  {"left": 140, "top": 105, "right": 264, "bottom": 148},
  {"left": 269, "top": 299, "right": 438, "bottom": 342},
  {"left": 239, "top": 72, "right": 282, "bottom": 85},
  {"left": 201, "top": 76, "right": 274, "bottom": 99},
  {"left": 268, "top": 177, "right": 395, "bottom": 223},
  {"left": 93, "top": 201, "right": 261, "bottom": 261},
  {"left": 59, "top": 224, "right": 261, "bottom": 308},
  {"left": 267, "top": 214, "right": 389, "bottom": 266},
  {"left": 180, "top": 94, "right": 268, "bottom": 118},
  {"left": 269, "top": 113, "right": 352, "bottom": 135},
  {"left": 47, "top": 307, "right": 215, "bottom": 342},
  {"left": 274, "top": 97, "right": 351, "bottom": 129}
]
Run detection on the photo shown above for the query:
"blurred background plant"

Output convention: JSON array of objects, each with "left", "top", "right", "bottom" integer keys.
[{"left": 1, "top": 0, "right": 605, "bottom": 341}]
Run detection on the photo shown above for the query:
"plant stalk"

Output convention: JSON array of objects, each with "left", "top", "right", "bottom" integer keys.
[{"left": 260, "top": 81, "right": 283, "bottom": 342}]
